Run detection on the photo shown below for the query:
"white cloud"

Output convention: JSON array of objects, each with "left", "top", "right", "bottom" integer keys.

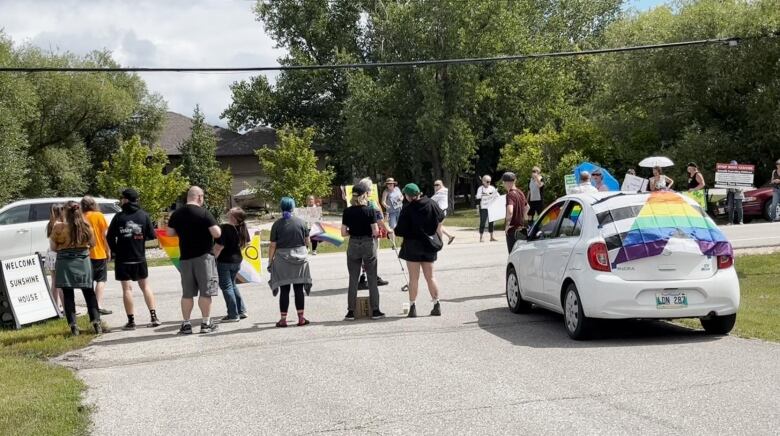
[{"left": 0, "top": 0, "right": 285, "bottom": 127}]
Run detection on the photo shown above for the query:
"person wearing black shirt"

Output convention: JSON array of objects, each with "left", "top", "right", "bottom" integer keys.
[
  {"left": 167, "top": 186, "right": 222, "bottom": 334},
  {"left": 214, "top": 207, "right": 250, "bottom": 322},
  {"left": 341, "top": 184, "right": 385, "bottom": 321},
  {"left": 107, "top": 188, "right": 161, "bottom": 330},
  {"left": 394, "top": 183, "right": 445, "bottom": 318}
]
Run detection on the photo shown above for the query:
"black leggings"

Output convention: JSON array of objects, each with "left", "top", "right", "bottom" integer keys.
[
  {"left": 279, "top": 283, "right": 305, "bottom": 313},
  {"left": 62, "top": 287, "right": 100, "bottom": 325},
  {"left": 479, "top": 208, "right": 494, "bottom": 234},
  {"left": 311, "top": 239, "right": 319, "bottom": 251}
]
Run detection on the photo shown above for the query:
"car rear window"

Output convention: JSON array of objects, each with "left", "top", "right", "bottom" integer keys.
[{"left": 99, "top": 202, "right": 121, "bottom": 214}]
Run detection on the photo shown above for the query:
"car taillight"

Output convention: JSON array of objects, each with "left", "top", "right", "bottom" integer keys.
[
  {"left": 717, "top": 255, "right": 733, "bottom": 269},
  {"left": 587, "top": 242, "right": 611, "bottom": 272}
]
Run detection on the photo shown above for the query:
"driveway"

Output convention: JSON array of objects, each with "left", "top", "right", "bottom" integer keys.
[{"left": 60, "top": 230, "right": 780, "bottom": 435}]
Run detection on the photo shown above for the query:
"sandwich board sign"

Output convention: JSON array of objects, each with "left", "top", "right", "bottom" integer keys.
[{"left": 0, "top": 255, "right": 60, "bottom": 329}]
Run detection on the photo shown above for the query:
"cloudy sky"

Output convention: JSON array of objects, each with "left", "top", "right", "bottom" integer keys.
[{"left": 1, "top": 0, "right": 663, "bottom": 128}]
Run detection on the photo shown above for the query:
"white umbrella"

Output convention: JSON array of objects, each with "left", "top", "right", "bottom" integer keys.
[{"left": 638, "top": 156, "right": 674, "bottom": 168}]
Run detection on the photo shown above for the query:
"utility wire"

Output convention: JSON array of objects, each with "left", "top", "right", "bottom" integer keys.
[{"left": 0, "top": 36, "right": 755, "bottom": 73}]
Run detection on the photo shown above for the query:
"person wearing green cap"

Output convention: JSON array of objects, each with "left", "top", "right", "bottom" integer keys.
[{"left": 394, "top": 183, "right": 445, "bottom": 317}]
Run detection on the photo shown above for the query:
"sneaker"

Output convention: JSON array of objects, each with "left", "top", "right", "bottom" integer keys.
[
  {"left": 200, "top": 322, "right": 218, "bottom": 334},
  {"left": 239, "top": 312, "right": 248, "bottom": 319},
  {"left": 123, "top": 321, "right": 136, "bottom": 331},
  {"left": 297, "top": 318, "right": 310, "bottom": 326},
  {"left": 311, "top": 250, "right": 318, "bottom": 255},
  {"left": 344, "top": 310, "right": 356, "bottom": 321},
  {"left": 357, "top": 278, "right": 368, "bottom": 290},
  {"left": 276, "top": 319, "right": 288, "bottom": 328},
  {"left": 178, "top": 323, "right": 193, "bottom": 335},
  {"left": 221, "top": 316, "right": 240, "bottom": 323},
  {"left": 93, "top": 321, "right": 103, "bottom": 334},
  {"left": 430, "top": 302, "right": 441, "bottom": 317},
  {"left": 407, "top": 304, "right": 417, "bottom": 318},
  {"left": 149, "top": 317, "right": 162, "bottom": 327},
  {"left": 371, "top": 310, "right": 386, "bottom": 320},
  {"left": 70, "top": 324, "right": 80, "bottom": 336},
  {"left": 98, "top": 308, "right": 113, "bottom": 315},
  {"left": 377, "top": 277, "right": 389, "bottom": 286}
]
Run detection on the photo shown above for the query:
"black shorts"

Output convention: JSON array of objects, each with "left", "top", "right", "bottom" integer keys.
[
  {"left": 91, "top": 258, "right": 108, "bottom": 282},
  {"left": 115, "top": 262, "right": 149, "bottom": 282}
]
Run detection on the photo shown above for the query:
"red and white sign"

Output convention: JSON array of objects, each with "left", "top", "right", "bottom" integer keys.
[{"left": 715, "top": 163, "right": 754, "bottom": 189}]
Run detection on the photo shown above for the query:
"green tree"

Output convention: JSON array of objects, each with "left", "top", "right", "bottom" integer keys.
[
  {"left": 256, "top": 126, "right": 334, "bottom": 206},
  {"left": 96, "top": 136, "right": 188, "bottom": 221},
  {"left": 178, "top": 106, "right": 233, "bottom": 218}
]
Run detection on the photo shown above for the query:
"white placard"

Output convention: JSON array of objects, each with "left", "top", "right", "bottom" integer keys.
[
  {"left": 715, "top": 163, "right": 754, "bottom": 189},
  {"left": 293, "top": 206, "right": 323, "bottom": 225},
  {"left": 621, "top": 174, "right": 649, "bottom": 192},
  {"left": 2, "top": 255, "right": 59, "bottom": 327},
  {"left": 487, "top": 195, "right": 507, "bottom": 223}
]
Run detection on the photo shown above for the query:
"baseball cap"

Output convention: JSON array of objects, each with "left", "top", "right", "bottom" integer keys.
[
  {"left": 402, "top": 183, "right": 421, "bottom": 196},
  {"left": 121, "top": 188, "right": 139, "bottom": 202},
  {"left": 351, "top": 184, "right": 367, "bottom": 196},
  {"left": 501, "top": 172, "right": 517, "bottom": 182}
]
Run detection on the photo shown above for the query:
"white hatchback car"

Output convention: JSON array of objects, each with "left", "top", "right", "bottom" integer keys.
[
  {"left": 506, "top": 191, "right": 740, "bottom": 340},
  {"left": 0, "top": 198, "right": 121, "bottom": 260}
]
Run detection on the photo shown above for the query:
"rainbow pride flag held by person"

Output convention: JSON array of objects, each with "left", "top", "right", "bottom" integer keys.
[
  {"left": 593, "top": 191, "right": 732, "bottom": 267},
  {"left": 154, "top": 229, "right": 264, "bottom": 283},
  {"left": 155, "top": 229, "right": 181, "bottom": 269},
  {"left": 309, "top": 221, "right": 344, "bottom": 246}
]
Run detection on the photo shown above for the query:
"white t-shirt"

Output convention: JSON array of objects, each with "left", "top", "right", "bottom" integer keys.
[
  {"left": 476, "top": 185, "right": 498, "bottom": 209},
  {"left": 571, "top": 183, "right": 598, "bottom": 194},
  {"left": 431, "top": 188, "right": 448, "bottom": 211}
]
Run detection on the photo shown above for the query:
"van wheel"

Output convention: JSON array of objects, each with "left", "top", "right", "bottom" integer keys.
[
  {"left": 506, "top": 266, "right": 532, "bottom": 314},
  {"left": 563, "top": 283, "right": 592, "bottom": 340},
  {"left": 700, "top": 314, "right": 736, "bottom": 335}
]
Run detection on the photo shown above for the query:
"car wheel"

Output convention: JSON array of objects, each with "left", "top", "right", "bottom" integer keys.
[
  {"left": 563, "top": 283, "right": 592, "bottom": 340},
  {"left": 506, "top": 266, "right": 532, "bottom": 314},
  {"left": 763, "top": 201, "right": 776, "bottom": 222},
  {"left": 700, "top": 313, "right": 737, "bottom": 335}
]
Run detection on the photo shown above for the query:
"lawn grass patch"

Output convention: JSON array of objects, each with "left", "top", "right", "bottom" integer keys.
[
  {"left": 675, "top": 252, "right": 780, "bottom": 342},
  {"left": 0, "top": 316, "right": 98, "bottom": 435}
]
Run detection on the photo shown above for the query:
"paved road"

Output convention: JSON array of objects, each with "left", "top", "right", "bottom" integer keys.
[
  {"left": 719, "top": 221, "right": 780, "bottom": 249},
  {"left": 60, "top": 229, "right": 780, "bottom": 435}
]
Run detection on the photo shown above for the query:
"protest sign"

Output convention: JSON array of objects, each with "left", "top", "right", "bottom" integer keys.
[
  {"left": 487, "top": 195, "right": 507, "bottom": 222},
  {"left": 621, "top": 174, "right": 649, "bottom": 192},
  {"left": 715, "top": 163, "right": 754, "bottom": 189},
  {"left": 564, "top": 174, "right": 577, "bottom": 195},
  {"left": 1, "top": 255, "right": 59, "bottom": 328},
  {"left": 294, "top": 206, "right": 322, "bottom": 225},
  {"left": 343, "top": 184, "right": 381, "bottom": 208}
]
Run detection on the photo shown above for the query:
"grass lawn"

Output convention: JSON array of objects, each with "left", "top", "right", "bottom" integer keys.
[
  {"left": 0, "top": 317, "right": 99, "bottom": 436},
  {"left": 675, "top": 252, "right": 780, "bottom": 342},
  {"left": 442, "top": 208, "right": 505, "bottom": 231}
]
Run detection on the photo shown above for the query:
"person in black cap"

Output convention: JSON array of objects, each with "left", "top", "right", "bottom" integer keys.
[
  {"left": 502, "top": 172, "right": 528, "bottom": 253},
  {"left": 107, "top": 188, "right": 161, "bottom": 330}
]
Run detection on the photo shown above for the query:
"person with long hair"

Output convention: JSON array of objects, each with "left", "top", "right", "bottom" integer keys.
[
  {"left": 268, "top": 197, "right": 312, "bottom": 327},
  {"left": 49, "top": 201, "right": 101, "bottom": 336},
  {"left": 46, "top": 203, "right": 65, "bottom": 314},
  {"left": 214, "top": 207, "right": 250, "bottom": 322},
  {"left": 341, "top": 184, "right": 385, "bottom": 321},
  {"left": 650, "top": 166, "right": 674, "bottom": 191},
  {"left": 394, "top": 183, "right": 444, "bottom": 318},
  {"left": 81, "top": 196, "right": 112, "bottom": 315}
]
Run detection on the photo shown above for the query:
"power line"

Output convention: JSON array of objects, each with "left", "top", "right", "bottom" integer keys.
[{"left": 0, "top": 36, "right": 753, "bottom": 73}]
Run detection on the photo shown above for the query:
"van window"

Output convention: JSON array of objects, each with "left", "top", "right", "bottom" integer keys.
[
  {"left": 99, "top": 202, "right": 121, "bottom": 214},
  {"left": 30, "top": 203, "right": 55, "bottom": 222},
  {"left": 0, "top": 205, "right": 31, "bottom": 225}
]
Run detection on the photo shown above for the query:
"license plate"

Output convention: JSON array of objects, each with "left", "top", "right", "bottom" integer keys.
[
  {"left": 717, "top": 207, "right": 725, "bottom": 215},
  {"left": 656, "top": 291, "right": 688, "bottom": 309}
]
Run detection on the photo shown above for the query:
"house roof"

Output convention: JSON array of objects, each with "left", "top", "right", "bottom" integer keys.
[{"left": 158, "top": 112, "right": 276, "bottom": 157}]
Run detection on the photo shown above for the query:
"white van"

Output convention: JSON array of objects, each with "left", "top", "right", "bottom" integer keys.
[{"left": 0, "top": 198, "right": 121, "bottom": 260}]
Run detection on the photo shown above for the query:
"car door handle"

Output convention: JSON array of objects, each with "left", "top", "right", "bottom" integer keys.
[{"left": 17, "top": 229, "right": 30, "bottom": 234}]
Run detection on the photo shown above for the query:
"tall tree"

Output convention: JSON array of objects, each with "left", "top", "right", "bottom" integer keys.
[{"left": 178, "top": 106, "right": 233, "bottom": 218}]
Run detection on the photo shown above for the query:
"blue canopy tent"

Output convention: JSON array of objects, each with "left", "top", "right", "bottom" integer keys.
[{"left": 573, "top": 162, "right": 619, "bottom": 191}]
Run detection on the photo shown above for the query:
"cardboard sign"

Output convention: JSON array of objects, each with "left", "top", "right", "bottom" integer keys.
[
  {"left": 564, "top": 174, "right": 577, "bottom": 195},
  {"left": 294, "top": 206, "right": 322, "bottom": 225},
  {"left": 621, "top": 174, "right": 649, "bottom": 192},
  {"left": 487, "top": 195, "right": 507, "bottom": 222},
  {"left": 715, "top": 163, "right": 754, "bottom": 189},
  {"left": 1, "top": 255, "right": 59, "bottom": 328}
]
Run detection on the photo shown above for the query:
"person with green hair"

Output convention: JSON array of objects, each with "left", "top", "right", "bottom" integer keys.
[
  {"left": 268, "top": 196, "right": 313, "bottom": 327},
  {"left": 394, "top": 183, "right": 445, "bottom": 318}
]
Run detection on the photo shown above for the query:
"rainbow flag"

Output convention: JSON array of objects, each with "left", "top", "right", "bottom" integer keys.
[
  {"left": 154, "top": 229, "right": 264, "bottom": 283},
  {"left": 309, "top": 221, "right": 344, "bottom": 246},
  {"left": 593, "top": 191, "right": 731, "bottom": 267}
]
